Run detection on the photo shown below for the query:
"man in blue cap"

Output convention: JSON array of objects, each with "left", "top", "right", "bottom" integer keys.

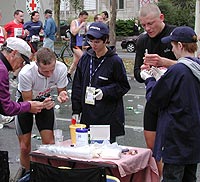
[
  {"left": 71, "top": 22, "right": 130, "bottom": 143},
  {"left": 140, "top": 26, "right": 200, "bottom": 182}
]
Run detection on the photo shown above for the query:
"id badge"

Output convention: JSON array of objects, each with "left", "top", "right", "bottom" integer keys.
[
  {"left": 14, "top": 28, "right": 22, "bottom": 37},
  {"left": 85, "top": 86, "right": 95, "bottom": 105}
]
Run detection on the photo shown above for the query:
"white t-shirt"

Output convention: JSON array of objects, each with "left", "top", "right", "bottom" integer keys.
[{"left": 18, "top": 61, "right": 68, "bottom": 99}]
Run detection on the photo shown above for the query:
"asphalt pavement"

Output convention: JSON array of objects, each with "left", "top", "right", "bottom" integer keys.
[{"left": 0, "top": 42, "right": 199, "bottom": 181}]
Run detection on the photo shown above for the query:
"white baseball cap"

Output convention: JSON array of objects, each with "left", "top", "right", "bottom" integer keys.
[{"left": 5, "top": 37, "right": 31, "bottom": 64}]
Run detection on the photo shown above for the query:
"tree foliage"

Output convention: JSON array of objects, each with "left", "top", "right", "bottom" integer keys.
[
  {"left": 116, "top": 19, "right": 142, "bottom": 36},
  {"left": 158, "top": 0, "right": 195, "bottom": 28},
  {"left": 70, "top": 0, "right": 83, "bottom": 14},
  {"left": 116, "top": 0, "right": 196, "bottom": 37}
]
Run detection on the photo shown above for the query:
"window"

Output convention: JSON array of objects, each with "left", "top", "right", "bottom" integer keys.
[
  {"left": 118, "top": 0, "right": 124, "bottom": 9},
  {"left": 84, "top": 0, "right": 96, "bottom": 10},
  {"left": 110, "top": 0, "right": 124, "bottom": 10}
]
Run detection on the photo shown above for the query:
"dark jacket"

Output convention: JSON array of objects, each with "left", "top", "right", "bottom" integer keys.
[
  {"left": 0, "top": 52, "right": 30, "bottom": 115},
  {"left": 134, "top": 24, "right": 176, "bottom": 83},
  {"left": 72, "top": 47, "right": 130, "bottom": 138},
  {"left": 23, "top": 20, "right": 43, "bottom": 41},
  {"left": 145, "top": 57, "right": 200, "bottom": 164}
]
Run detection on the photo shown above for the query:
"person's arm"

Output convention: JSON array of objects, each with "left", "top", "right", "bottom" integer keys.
[
  {"left": 71, "top": 56, "right": 86, "bottom": 115},
  {"left": 53, "top": 62, "right": 69, "bottom": 103},
  {"left": 70, "top": 20, "right": 86, "bottom": 36},
  {"left": 144, "top": 54, "right": 177, "bottom": 68},
  {"left": 4, "top": 22, "right": 10, "bottom": 37},
  {"left": 21, "top": 90, "right": 32, "bottom": 101},
  {"left": 2, "top": 27, "right": 7, "bottom": 39},
  {"left": 134, "top": 35, "right": 146, "bottom": 83},
  {"left": 57, "top": 88, "right": 69, "bottom": 103},
  {"left": 144, "top": 66, "right": 180, "bottom": 109},
  {"left": 21, "top": 90, "right": 48, "bottom": 112},
  {"left": 44, "top": 19, "right": 51, "bottom": 36},
  {"left": 100, "top": 55, "right": 130, "bottom": 100},
  {"left": 0, "top": 67, "right": 31, "bottom": 115}
]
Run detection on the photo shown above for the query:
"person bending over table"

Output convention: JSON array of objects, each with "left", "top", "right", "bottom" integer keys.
[{"left": 15, "top": 47, "right": 69, "bottom": 173}]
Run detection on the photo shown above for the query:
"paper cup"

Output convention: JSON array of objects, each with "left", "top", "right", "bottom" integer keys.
[
  {"left": 55, "top": 135, "right": 64, "bottom": 144},
  {"left": 54, "top": 129, "right": 63, "bottom": 137},
  {"left": 69, "top": 124, "right": 86, "bottom": 144}
]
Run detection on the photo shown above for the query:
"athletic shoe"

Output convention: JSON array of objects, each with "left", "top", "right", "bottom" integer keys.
[
  {"left": 1, "top": 116, "right": 15, "bottom": 125},
  {"left": 12, "top": 166, "right": 26, "bottom": 182}
]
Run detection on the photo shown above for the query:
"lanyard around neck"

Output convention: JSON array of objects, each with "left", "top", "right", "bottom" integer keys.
[{"left": 89, "top": 57, "right": 105, "bottom": 86}]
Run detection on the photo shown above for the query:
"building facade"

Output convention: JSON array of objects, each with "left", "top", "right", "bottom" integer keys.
[{"left": 0, "top": 0, "right": 157, "bottom": 26}]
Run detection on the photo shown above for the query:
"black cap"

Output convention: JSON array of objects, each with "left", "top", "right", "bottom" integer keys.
[
  {"left": 87, "top": 22, "right": 109, "bottom": 39},
  {"left": 161, "top": 26, "right": 197, "bottom": 44},
  {"left": 44, "top": 9, "right": 52, "bottom": 14}
]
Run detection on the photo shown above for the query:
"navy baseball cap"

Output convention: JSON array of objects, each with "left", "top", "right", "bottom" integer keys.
[
  {"left": 87, "top": 22, "right": 109, "bottom": 39},
  {"left": 161, "top": 26, "right": 197, "bottom": 44}
]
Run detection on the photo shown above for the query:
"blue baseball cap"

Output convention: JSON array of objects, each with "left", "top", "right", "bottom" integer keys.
[
  {"left": 87, "top": 22, "right": 109, "bottom": 38},
  {"left": 161, "top": 26, "right": 197, "bottom": 44}
]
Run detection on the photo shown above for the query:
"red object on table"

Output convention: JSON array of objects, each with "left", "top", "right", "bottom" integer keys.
[{"left": 71, "top": 118, "right": 76, "bottom": 125}]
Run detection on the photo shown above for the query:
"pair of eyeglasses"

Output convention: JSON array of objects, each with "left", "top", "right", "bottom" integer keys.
[{"left": 87, "top": 39, "right": 102, "bottom": 45}]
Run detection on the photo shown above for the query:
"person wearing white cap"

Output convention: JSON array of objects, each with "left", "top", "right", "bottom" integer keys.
[
  {"left": 0, "top": 10, "right": 15, "bottom": 126},
  {"left": 0, "top": 37, "right": 44, "bottom": 113},
  {"left": 0, "top": 37, "right": 44, "bottom": 179},
  {"left": 4, "top": 10, "right": 27, "bottom": 88}
]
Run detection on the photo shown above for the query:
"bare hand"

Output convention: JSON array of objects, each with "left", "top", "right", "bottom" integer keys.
[
  {"left": 140, "top": 64, "right": 150, "bottom": 70},
  {"left": 80, "top": 22, "right": 86, "bottom": 27},
  {"left": 28, "top": 101, "right": 44, "bottom": 114},
  {"left": 57, "top": 91, "right": 69, "bottom": 103},
  {"left": 143, "top": 54, "right": 163, "bottom": 67},
  {"left": 43, "top": 97, "right": 55, "bottom": 110}
]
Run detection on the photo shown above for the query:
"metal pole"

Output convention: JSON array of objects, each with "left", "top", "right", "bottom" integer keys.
[
  {"left": 195, "top": 0, "right": 200, "bottom": 52},
  {"left": 64, "top": 0, "right": 66, "bottom": 20}
]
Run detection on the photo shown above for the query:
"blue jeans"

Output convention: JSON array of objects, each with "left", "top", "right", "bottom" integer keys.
[
  {"left": 162, "top": 163, "right": 197, "bottom": 182},
  {"left": 43, "top": 37, "right": 54, "bottom": 51}
]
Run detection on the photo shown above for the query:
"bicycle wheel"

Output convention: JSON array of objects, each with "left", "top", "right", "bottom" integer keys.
[{"left": 59, "top": 41, "right": 73, "bottom": 67}]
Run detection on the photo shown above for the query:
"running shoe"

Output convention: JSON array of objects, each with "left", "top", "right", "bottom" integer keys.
[{"left": 1, "top": 116, "right": 15, "bottom": 125}]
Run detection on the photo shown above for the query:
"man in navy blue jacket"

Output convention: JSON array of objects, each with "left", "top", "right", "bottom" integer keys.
[
  {"left": 71, "top": 22, "right": 130, "bottom": 143},
  {"left": 23, "top": 11, "right": 43, "bottom": 53},
  {"left": 141, "top": 26, "right": 200, "bottom": 182}
]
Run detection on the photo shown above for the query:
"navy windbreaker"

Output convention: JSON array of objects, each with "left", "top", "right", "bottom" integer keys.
[
  {"left": 145, "top": 57, "right": 200, "bottom": 164},
  {"left": 72, "top": 47, "right": 130, "bottom": 138}
]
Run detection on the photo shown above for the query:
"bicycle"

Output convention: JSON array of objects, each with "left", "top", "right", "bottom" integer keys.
[{"left": 55, "top": 30, "right": 73, "bottom": 67}]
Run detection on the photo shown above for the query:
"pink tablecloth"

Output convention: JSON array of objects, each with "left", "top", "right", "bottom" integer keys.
[{"left": 31, "top": 140, "right": 159, "bottom": 182}]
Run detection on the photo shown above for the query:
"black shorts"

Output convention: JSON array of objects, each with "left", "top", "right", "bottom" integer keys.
[
  {"left": 15, "top": 108, "right": 55, "bottom": 135},
  {"left": 143, "top": 102, "right": 158, "bottom": 131}
]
